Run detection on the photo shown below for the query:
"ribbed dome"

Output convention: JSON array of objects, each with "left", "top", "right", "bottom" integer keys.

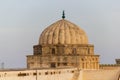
[{"left": 39, "top": 19, "right": 88, "bottom": 45}]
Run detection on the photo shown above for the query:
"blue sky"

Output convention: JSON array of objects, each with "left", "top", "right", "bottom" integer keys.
[{"left": 0, "top": 0, "right": 120, "bottom": 68}]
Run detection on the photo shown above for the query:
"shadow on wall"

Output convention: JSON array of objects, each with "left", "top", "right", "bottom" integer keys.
[{"left": 71, "top": 69, "right": 80, "bottom": 80}]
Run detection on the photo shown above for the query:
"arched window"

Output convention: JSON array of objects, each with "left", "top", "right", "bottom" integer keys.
[
  {"left": 52, "top": 48, "right": 55, "bottom": 55},
  {"left": 72, "top": 48, "right": 76, "bottom": 54}
]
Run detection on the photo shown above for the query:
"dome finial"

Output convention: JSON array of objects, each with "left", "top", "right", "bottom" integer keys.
[{"left": 62, "top": 10, "right": 65, "bottom": 19}]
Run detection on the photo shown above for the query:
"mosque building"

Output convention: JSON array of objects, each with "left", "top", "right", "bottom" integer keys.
[
  {"left": 0, "top": 11, "right": 120, "bottom": 80},
  {"left": 27, "top": 11, "right": 99, "bottom": 70}
]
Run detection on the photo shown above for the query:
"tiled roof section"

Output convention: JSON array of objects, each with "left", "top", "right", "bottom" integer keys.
[{"left": 39, "top": 19, "right": 88, "bottom": 45}]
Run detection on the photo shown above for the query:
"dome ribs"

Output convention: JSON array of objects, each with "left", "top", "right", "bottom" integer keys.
[
  {"left": 67, "top": 21, "right": 76, "bottom": 44},
  {"left": 57, "top": 20, "right": 62, "bottom": 44},
  {"left": 58, "top": 20, "right": 64, "bottom": 44},
  {"left": 64, "top": 20, "right": 70, "bottom": 44},
  {"left": 48, "top": 23, "right": 57, "bottom": 44},
  {"left": 44, "top": 23, "right": 56, "bottom": 44},
  {"left": 52, "top": 21, "right": 61, "bottom": 44},
  {"left": 39, "top": 26, "right": 50, "bottom": 44},
  {"left": 39, "top": 19, "right": 88, "bottom": 45}
]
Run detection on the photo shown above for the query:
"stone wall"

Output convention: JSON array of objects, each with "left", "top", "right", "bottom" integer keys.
[
  {"left": 82, "top": 69, "right": 120, "bottom": 80},
  {"left": 100, "top": 64, "right": 120, "bottom": 70},
  {"left": 27, "top": 44, "right": 99, "bottom": 70},
  {"left": 33, "top": 44, "right": 95, "bottom": 56},
  {"left": 0, "top": 68, "right": 120, "bottom": 80},
  {"left": 0, "top": 68, "right": 83, "bottom": 80},
  {"left": 27, "top": 55, "right": 99, "bottom": 69}
]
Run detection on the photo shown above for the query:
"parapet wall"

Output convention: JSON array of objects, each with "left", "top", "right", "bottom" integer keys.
[
  {"left": 82, "top": 69, "right": 120, "bottom": 80},
  {"left": 0, "top": 68, "right": 82, "bottom": 80},
  {"left": 0, "top": 68, "right": 120, "bottom": 80},
  {"left": 100, "top": 64, "right": 120, "bottom": 70}
]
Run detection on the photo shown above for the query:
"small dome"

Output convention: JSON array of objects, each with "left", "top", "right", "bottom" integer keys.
[{"left": 39, "top": 19, "right": 88, "bottom": 45}]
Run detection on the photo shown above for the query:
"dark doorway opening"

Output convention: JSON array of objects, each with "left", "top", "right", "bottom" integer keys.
[
  {"left": 52, "top": 48, "right": 55, "bottom": 55},
  {"left": 51, "top": 63, "right": 56, "bottom": 68}
]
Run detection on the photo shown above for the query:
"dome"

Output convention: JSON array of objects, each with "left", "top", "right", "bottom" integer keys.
[{"left": 39, "top": 19, "right": 88, "bottom": 45}]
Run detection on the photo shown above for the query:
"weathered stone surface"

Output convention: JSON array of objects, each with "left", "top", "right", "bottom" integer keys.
[
  {"left": 39, "top": 19, "right": 88, "bottom": 45},
  {"left": 27, "top": 19, "right": 99, "bottom": 70}
]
